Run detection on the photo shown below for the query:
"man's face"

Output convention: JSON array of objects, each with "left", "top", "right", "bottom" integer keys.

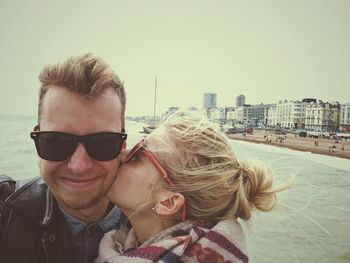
[{"left": 38, "top": 86, "right": 124, "bottom": 213}]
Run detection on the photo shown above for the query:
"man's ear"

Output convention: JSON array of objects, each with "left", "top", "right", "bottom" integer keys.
[{"left": 154, "top": 193, "right": 185, "bottom": 217}]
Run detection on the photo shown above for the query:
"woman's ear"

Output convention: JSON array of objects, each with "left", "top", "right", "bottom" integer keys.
[{"left": 154, "top": 193, "right": 185, "bottom": 217}]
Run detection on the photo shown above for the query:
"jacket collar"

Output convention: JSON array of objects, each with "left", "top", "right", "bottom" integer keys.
[{"left": 6, "top": 177, "right": 55, "bottom": 227}]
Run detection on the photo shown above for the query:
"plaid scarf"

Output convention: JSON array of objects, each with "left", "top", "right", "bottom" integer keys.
[{"left": 95, "top": 219, "right": 248, "bottom": 263}]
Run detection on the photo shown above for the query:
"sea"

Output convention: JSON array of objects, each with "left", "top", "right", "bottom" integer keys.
[{"left": 1, "top": 114, "right": 349, "bottom": 263}]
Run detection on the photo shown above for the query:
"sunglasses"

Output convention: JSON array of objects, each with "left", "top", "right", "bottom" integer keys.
[
  {"left": 125, "top": 138, "right": 186, "bottom": 221},
  {"left": 31, "top": 131, "right": 127, "bottom": 162}
]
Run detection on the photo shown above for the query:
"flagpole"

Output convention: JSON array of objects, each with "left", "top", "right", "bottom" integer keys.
[{"left": 153, "top": 75, "right": 157, "bottom": 124}]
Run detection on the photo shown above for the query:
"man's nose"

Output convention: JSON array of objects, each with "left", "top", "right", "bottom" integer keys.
[{"left": 67, "top": 143, "right": 93, "bottom": 173}]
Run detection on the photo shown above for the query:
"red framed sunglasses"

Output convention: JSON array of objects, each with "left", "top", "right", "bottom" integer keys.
[{"left": 125, "top": 138, "right": 186, "bottom": 221}]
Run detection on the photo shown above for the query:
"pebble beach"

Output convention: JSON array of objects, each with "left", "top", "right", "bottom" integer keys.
[{"left": 227, "top": 129, "right": 350, "bottom": 160}]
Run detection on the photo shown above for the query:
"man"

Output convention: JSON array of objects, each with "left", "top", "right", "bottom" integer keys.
[{"left": 0, "top": 54, "right": 128, "bottom": 263}]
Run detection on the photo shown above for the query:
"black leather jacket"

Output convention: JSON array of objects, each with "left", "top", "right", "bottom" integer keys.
[{"left": 0, "top": 175, "right": 75, "bottom": 263}]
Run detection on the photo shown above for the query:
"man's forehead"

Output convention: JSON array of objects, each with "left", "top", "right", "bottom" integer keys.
[{"left": 39, "top": 86, "right": 122, "bottom": 131}]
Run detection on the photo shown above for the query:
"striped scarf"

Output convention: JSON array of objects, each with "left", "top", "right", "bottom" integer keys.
[{"left": 95, "top": 219, "right": 248, "bottom": 263}]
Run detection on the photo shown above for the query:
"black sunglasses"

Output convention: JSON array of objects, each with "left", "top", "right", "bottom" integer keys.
[{"left": 31, "top": 131, "right": 127, "bottom": 161}]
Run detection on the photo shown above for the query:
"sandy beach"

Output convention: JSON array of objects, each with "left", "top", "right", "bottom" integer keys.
[{"left": 227, "top": 129, "right": 350, "bottom": 160}]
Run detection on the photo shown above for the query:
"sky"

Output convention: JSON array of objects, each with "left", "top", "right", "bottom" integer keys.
[{"left": 0, "top": 0, "right": 349, "bottom": 117}]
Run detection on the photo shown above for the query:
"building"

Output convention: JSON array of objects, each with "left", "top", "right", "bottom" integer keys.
[
  {"left": 267, "top": 104, "right": 277, "bottom": 127},
  {"left": 272, "top": 100, "right": 305, "bottom": 129},
  {"left": 305, "top": 102, "right": 340, "bottom": 132},
  {"left": 203, "top": 93, "right": 217, "bottom": 109},
  {"left": 205, "top": 106, "right": 237, "bottom": 125},
  {"left": 236, "top": 95, "right": 245, "bottom": 107},
  {"left": 247, "top": 104, "right": 271, "bottom": 126},
  {"left": 235, "top": 105, "right": 250, "bottom": 123},
  {"left": 233, "top": 103, "right": 271, "bottom": 126},
  {"left": 302, "top": 98, "right": 317, "bottom": 104},
  {"left": 339, "top": 103, "right": 350, "bottom": 131},
  {"left": 224, "top": 107, "right": 236, "bottom": 125},
  {"left": 206, "top": 107, "right": 225, "bottom": 123}
]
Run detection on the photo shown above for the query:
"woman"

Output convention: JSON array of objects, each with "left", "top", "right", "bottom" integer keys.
[{"left": 95, "top": 110, "right": 290, "bottom": 263}]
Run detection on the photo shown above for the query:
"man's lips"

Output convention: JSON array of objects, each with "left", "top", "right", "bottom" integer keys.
[{"left": 61, "top": 177, "right": 100, "bottom": 189}]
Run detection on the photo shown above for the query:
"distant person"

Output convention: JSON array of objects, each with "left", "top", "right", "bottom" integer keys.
[
  {"left": 0, "top": 54, "right": 128, "bottom": 263},
  {"left": 95, "top": 111, "right": 290, "bottom": 263}
]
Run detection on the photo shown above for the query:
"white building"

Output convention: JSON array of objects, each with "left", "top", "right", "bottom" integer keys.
[
  {"left": 206, "top": 107, "right": 225, "bottom": 123},
  {"left": 235, "top": 105, "right": 250, "bottom": 123},
  {"left": 267, "top": 104, "right": 277, "bottom": 127},
  {"left": 225, "top": 107, "right": 236, "bottom": 124},
  {"left": 305, "top": 102, "right": 340, "bottom": 132},
  {"left": 273, "top": 100, "right": 304, "bottom": 129},
  {"left": 339, "top": 103, "right": 350, "bottom": 131}
]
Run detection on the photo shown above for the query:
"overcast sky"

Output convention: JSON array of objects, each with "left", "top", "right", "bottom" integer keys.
[{"left": 0, "top": 0, "right": 349, "bottom": 117}]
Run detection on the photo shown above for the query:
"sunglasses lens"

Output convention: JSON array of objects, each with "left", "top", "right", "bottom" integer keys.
[
  {"left": 35, "top": 132, "right": 76, "bottom": 161},
  {"left": 84, "top": 133, "right": 125, "bottom": 161},
  {"left": 32, "top": 132, "right": 126, "bottom": 161}
]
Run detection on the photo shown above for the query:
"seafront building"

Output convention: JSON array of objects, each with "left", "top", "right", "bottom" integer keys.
[
  {"left": 246, "top": 103, "right": 271, "bottom": 126},
  {"left": 267, "top": 104, "right": 277, "bottom": 127},
  {"left": 305, "top": 102, "right": 340, "bottom": 132},
  {"left": 300, "top": 98, "right": 317, "bottom": 127},
  {"left": 236, "top": 95, "right": 245, "bottom": 107},
  {"left": 203, "top": 106, "right": 236, "bottom": 125},
  {"left": 207, "top": 107, "right": 223, "bottom": 123},
  {"left": 268, "top": 100, "right": 304, "bottom": 129},
  {"left": 339, "top": 103, "right": 350, "bottom": 131},
  {"left": 203, "top": 93, "right": 217, "bottom": 109},
  {"left": 128, "top": 91, "right": 349, "bottom": 133},
  {"left": 235, "top": 105, "right": 250, "bottom": 123},
  {"left": 225, "top": 107, "right": 236, "bottom": 124},
  {"left": 235, "top": 104, "right": 271, "bottom": 126},
  {"left": 267, "top": 99, "right": 316, "bottom": 129}
]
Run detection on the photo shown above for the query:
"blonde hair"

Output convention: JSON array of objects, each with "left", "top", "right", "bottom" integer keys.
[
  {"left": 147, "top": 110, "right": 290, "bottom": 222},
  {"left": 38, "top": 53, "right": 126, "bottom": 128}
]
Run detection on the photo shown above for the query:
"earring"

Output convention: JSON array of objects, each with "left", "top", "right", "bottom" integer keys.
[{"left": 152, "top": 206, "right": 158, "bottom": 216}]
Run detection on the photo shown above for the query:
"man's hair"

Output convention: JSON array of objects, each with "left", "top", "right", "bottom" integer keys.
[
  {"left": 147, "top": 110, "right": 291, "bottom": 222},
  {"left": 37, "top": 53, "right": 126, "bottom": 128}
]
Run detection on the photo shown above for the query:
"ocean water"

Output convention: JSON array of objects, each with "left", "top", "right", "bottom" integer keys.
[{"left": 0, "top": 114, "right": 349, "bottom": 263}]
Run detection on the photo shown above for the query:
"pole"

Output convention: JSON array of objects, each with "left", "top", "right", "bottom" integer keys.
[{"left": 153, "top": 75, "right": 157, "bottom": 124}]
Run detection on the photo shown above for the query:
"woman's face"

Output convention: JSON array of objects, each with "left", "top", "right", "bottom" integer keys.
[{"left": 106, "top": 146, "right": 164, "bottom": 213}]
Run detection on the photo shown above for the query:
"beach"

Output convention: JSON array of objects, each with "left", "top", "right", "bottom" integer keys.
[
  {"left": 227, "top": 129, "right": 350, "bottom": 160},
  {"left": 1, "top": 115, "right": 350, "bottom": 262}
]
